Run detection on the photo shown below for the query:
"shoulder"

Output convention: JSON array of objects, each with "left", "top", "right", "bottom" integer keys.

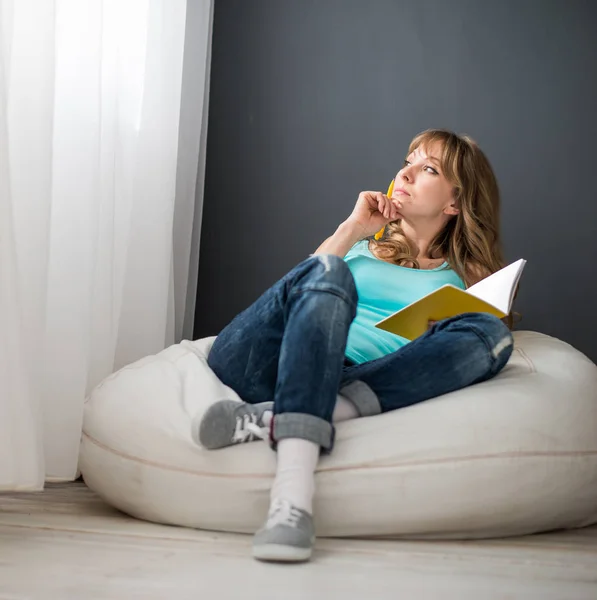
[{"left": 343, "top": 239, "right": 371, "bottom": 260}]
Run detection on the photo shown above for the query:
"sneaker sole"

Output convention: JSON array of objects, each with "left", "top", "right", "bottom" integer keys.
[{"left": 252, "top": 543, "right": 312, "bottom": 563}]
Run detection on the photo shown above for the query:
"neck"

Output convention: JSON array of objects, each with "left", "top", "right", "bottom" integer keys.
[{"left": 399, "top": 217, "right": 447, "bottom": 259}]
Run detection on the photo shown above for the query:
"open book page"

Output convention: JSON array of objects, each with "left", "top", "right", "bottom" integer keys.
[{"left": 466, "top": 259, "right": 527, "bottom": 314}]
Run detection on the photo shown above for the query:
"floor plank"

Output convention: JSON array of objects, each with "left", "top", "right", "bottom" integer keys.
[{"left": 1, "top": 482, "right": 596, "bottom": 599}]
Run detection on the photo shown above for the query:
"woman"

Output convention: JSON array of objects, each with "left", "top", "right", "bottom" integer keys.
[{"left": 193, "top": 129, "right": 515, "bottom": 562}]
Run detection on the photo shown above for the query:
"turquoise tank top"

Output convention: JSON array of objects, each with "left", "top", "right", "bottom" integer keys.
[{"left": 342, "top": 240, "right": 466, "bottom": 364}]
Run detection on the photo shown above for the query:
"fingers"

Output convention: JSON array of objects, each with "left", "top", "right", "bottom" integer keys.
[
  {"left": 390, "top": 199, "right": 400, "bottom": 220},
  {"left": 361, "top": 191, "right": 401, "bottom": 221},
  {"left": 361, "top": 191, "right": 380, "bottom": 210},
  {"left": 376, "top": 192, "right": 387, "bottom": 217},
  {"left": 376, "top": 192, "right": 400, "bottom": 220},
  {"left": 390, "top": 196, "right": 402, "bottom": 220}
]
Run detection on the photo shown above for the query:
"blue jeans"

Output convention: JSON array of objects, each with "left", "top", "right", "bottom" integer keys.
[{"left": 207, "top": 254, "right": 514, "bottom": 452}]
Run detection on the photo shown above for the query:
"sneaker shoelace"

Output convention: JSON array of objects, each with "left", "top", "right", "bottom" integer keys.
[
  {"left": 231, "top": 412, "right": 268, "bottom": 444},
  {"left": 265, "top": 498, "right": 302, "bottom": 529}
]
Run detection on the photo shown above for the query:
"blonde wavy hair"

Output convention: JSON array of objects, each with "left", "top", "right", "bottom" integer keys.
[{"left": 369, "top": 128, "right": 505, "bottom": 288}]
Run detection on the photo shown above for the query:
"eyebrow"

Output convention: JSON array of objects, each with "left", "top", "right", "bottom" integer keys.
[{"left": 406, "top": 153, "right": 441, "bottom": 165}]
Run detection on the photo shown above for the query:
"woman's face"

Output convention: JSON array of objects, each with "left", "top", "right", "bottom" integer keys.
[{"left": 391, "top": 142, "right": 459, "bottom": 222}]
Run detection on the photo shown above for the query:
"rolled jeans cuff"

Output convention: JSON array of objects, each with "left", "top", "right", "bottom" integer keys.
[
  {"left": 271, "top": 412, "right": 335, "bottom": 452},
  {"left": 339, "top": 380, "right": 381, "bottom": 417}
]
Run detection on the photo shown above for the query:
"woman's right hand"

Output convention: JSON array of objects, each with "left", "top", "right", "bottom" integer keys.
[{"left": 345, "top": 191, "right": 401, "bottom": 239}]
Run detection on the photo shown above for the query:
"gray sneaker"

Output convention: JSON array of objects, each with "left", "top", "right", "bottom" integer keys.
[
  {"left": 252, "top": 498, "right": 315, "bottom": 562},
  {"left": 194, "top": 400, "right": 273, "bottom": 450}
]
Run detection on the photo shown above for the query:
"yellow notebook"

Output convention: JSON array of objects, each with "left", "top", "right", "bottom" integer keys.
[{"left": 375, "top": 258, "right": 527, "bottom": 340}]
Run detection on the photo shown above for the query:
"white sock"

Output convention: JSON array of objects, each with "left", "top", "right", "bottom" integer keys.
[
  {"left": 332, "top": 394, "right": 359, "bottom": 422},
  {"left": 270, "top": 438, "right": 320, "bottom": 514}
]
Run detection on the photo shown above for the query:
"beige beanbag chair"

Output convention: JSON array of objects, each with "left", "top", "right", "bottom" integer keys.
[{"left": 79, "top": 331, "right": 597, "bottom": 539}]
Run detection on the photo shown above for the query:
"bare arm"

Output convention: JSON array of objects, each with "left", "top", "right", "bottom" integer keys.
[{"left": 313, "top": 220, "right": 366, "bottom": 257}]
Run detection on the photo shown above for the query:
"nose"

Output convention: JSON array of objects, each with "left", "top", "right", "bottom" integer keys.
[{"left": 399, "top": 165, "right": 412, "bottom": 183}]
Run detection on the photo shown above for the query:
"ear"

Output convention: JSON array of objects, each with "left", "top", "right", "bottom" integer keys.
[
  {"left": 444, "top": 201, "right": 460, "bottom": 216},
  {"left": 444, "top": 188, "right": 460, "bottom": 216}
]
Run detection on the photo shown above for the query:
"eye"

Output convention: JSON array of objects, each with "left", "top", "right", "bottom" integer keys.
[
  {"left": 424, "top": 165, "right": 439, "bottom": 175},
  {"left": 403, "top": 159, "right": 411, "bottom": 167}
]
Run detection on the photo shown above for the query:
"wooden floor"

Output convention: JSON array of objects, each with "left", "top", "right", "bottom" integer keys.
[{"left": 0, "top": 482, "right": 596, "bottom": 599}]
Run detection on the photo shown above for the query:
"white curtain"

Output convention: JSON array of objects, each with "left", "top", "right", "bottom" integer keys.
[{"left": 0, "top": 0, "right": 213, "bottom": 490}]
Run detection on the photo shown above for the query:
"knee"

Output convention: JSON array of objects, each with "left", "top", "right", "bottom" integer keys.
[
  {"left": 443, "top": 312, "right": 514, "bottom": 370},
  {"left": 467, "top": 313, "right": 514, "bottom": 367},
  {"left": 303, "top": 254, "right": 357, "bottom": 304}
]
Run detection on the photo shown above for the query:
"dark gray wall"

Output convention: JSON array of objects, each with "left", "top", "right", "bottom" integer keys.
[{"left": 195, "top": 0, "right": 597, "bottom": 362}]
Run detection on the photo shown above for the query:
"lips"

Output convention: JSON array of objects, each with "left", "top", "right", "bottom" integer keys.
[{"left": 394, "top": 188, "right": 410, "bottom": 196}]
